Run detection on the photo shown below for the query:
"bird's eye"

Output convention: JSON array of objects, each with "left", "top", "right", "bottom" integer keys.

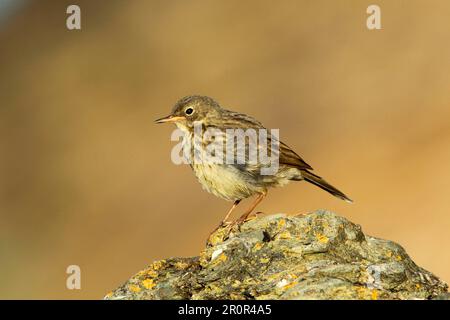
[{"left": 185, "top": 107, "right": 194, "bottom": 115}]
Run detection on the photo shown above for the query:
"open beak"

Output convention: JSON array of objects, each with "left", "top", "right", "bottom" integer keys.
[{"left": 154, "top": 115, "right": 185, "bottom": 124}]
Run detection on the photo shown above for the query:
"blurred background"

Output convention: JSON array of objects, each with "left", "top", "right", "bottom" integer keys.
[{"left": 1, "top": 0, "right": 449, "bottom": 299}]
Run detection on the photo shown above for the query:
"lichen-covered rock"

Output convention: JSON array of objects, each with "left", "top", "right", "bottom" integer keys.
[{"left": 105, "top": 210, "right": 448, "bottom": 300}]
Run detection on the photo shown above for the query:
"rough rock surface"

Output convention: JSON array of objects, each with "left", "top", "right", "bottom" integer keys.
[{"left": 105, "top": 210, "right": 448, "bottom": 300}]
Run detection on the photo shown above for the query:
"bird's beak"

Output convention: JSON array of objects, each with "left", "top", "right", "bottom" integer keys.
[{"left": 154, "top": 115, "right": 185, "bottom": 124}]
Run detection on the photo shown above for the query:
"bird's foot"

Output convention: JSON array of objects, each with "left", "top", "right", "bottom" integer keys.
[
  {"left": 206, "top": 220, "right": 233, "bottom": 247},
  {"left": 206, "top": 212, "right": 265, "bottom": 246},
  {"left": 232, "top": 211, "right": 264, "bottom": 227},
  {"left": 246, "top": 211, "right": 264, "bottom": 221}
]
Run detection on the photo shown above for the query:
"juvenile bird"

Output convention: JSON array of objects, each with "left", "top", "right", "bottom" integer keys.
[{"left": 155, "top": 95, "right": 352, "bottom": 229}]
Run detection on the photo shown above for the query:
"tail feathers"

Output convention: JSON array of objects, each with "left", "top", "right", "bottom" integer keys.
[{"left": 299, "top": 170, "right": 353, "bottom": 203}]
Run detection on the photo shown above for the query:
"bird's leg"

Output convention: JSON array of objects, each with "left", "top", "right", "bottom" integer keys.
[
  {"left": 233, "top": 192, "right": 266, "bottom": 225},
  {"left": 206, "top": 200, "right": 242, "bottom": 246},
  {"left": 209, "top": 199, "right": 241, "bottom": 233},
  {"left": 220, "top": 199, "right": 241, "bottom": 225}
]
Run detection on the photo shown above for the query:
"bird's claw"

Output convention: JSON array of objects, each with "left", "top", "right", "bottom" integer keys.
[
  {"left": 206, "top": 212, "right": 265, "bottom": 246},
  {"left": 247, "top": 211, "right": 264, "bottom": 221},
  {"left": 206, "top": 220, "right": 233, "bottom": 246}
]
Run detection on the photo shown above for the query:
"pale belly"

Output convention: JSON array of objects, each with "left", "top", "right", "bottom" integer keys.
[{"left": 192, "top": 163, "right": 267, "bottom": 201}]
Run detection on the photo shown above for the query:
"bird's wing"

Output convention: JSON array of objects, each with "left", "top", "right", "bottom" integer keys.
[
  {"left": 278, "top": 141, "right": 313, "bottom": 170},
  {"left": 209, "top": 110, "right": 313, "bottom": 171},
  {"left": 217, "top": 110, "right": 265, "bottom": 129}
]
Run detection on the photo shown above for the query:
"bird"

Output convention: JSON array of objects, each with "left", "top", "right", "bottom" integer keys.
[{"left": 155, "top": 95, "right": 352, "bottom": 230}]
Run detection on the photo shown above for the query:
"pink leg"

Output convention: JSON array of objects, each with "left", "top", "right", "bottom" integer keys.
[{"left": 233, "top": 192, "right": 266, "bottom": 225}]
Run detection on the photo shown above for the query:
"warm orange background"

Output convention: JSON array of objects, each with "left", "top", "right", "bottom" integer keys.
[{"left": 1, "top": 0, "right": 449, "bottom": 299}]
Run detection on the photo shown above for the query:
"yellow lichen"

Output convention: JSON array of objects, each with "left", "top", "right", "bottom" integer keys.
[
  {"left": 371, "top": 289, "right": 378, "bottom": 300},
  {"left": 355, "top": 286, "right": 367, "bottom": 300},
  {"left": 199, "top": 250, "right": 210, "bottom": 267},
  {"left": 278, "top": 230, "right": 292, "bottom": 239},
  {"left": 129, "top": 284, "right": 141, "bottom": 293},
  {"left": 278, "top": 279, "right": 298, "bottom": 291},
  {"left": 277, "top": 219, "right": 286, "bottom": 228},
  {"left": 396, "top": 255, "right": 402, "bottom": 261},
  {"left": 283, "top": 281, "right": 297, "bottom": 290},
  {"left": 174, "top": 261, "right": 190, "bottom": 270},
  {"left": 142, "top": 279, "right": 156, "bottom": 290},
  {"left": 316, "top": 233, "right": 329, "bottom": 244},
  {"left": 206, "top": 283, "right": 223, "bottom": 294},
  {"left": 211, "top": 253, "right": 227, "bottom": 265},
  {"left": 208, "top": 235, "right": 222, "bottom": 246},
  {"left": 253, "top": 242, "right": 263, "bottom": 251},
  {"left": 146, "top": 269, "right": 158, "bottom": 278},
  {"left": 260, "top": 257, "right": 270, "bottom": 263},
  {"left": 152, "top": 260, "right": 165, "bottom": 271}
]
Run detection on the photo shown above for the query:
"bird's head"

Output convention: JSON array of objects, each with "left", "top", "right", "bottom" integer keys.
[{"left": 155, "top": 95, "right": 222, "bottom": 131}]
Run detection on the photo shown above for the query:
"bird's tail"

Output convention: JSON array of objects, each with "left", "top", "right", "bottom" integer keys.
[{"left": 298, "top": 170, "right": 353, "bottom": 203}]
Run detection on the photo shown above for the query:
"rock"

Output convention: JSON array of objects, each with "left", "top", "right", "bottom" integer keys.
[{"left": 105, "top": 210, "right": 448, "bottom": 300}]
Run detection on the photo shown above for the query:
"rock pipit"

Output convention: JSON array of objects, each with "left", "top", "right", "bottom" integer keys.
[{"left": 156, "top": 96, "right": 352, "bottom": 231}]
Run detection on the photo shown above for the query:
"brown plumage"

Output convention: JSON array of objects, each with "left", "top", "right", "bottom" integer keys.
[{"left": 156, "top": 95, "right": 352, "bottom": 228}]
